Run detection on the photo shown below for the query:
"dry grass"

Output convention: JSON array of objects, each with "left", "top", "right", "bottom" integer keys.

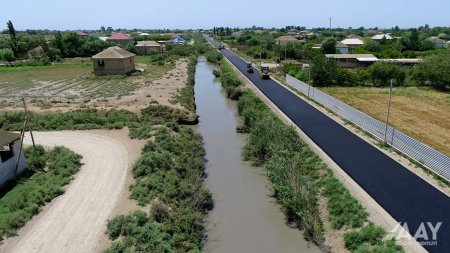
[{"left": 321, "top": 86, "right": 450, "bottom": 156}]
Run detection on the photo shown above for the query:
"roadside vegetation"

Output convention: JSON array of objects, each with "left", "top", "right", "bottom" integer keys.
[
  {"left": 213, "top": 55, "right": 403, "bottom": 252},
  {"left": 0, "top": 145, "right": 82, "bottom": 241},
  {"left": 105, "top": 125, "right": 212, "bottom": 252}
]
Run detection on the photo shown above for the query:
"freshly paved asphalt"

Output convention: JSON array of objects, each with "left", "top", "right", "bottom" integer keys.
[{"left": 207, "top": 37, "right": 450, "bottom": 252}]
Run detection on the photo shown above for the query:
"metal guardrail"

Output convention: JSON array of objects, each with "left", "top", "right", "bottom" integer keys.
[{"left": 286, "top": 74, "right": 450, "bottom": 182}]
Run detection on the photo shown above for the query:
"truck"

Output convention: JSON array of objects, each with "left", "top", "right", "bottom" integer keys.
[
  {"left": 259, "top": 64, "right": 270, "bottom": 79},
  {"left": 246, "top": 62, "right": 254, "bottom": 73}
]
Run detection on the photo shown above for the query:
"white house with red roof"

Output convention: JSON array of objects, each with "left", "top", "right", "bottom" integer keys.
[{"left": 106, "top": 33, "right": 134, "bottom": 46}]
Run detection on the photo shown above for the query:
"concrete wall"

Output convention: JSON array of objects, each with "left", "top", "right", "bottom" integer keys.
[
  {"left": 136, "top": 45, "right": 162, "bottom": 55},
  {"left": 337, "top": 47, "right": 349, "bottom": 54},
  {"left": 106, "top": 39, "right": 134, "bottom": 46},
  {"left": 0, "top": 140, "right": 27, "bottom": 188},
  {"left": 93, "top": 57, "right": 135, "bottom": 76}
]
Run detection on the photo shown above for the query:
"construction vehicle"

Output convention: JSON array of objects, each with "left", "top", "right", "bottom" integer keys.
[
  {"left": 246, "top": 62, "right": 254, "bottom": 73},
  {"left": 260, "top": 64, "right": 270, "bottom": 79}
]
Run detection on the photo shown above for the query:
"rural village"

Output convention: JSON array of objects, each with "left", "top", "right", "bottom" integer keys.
[{"left": 0, "top": 2, "right": 449, "bottom": 253}]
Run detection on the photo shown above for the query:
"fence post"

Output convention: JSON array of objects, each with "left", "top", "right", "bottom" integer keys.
[{"left": 384, "top": 79, "right": 393, "bottom": 143}]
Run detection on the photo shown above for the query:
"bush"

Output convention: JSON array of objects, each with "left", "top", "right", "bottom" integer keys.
[
  {"left": 0, "top": 146, "right": 82, "bottom": 241},
  {"left": 235, "top": 89, "right": 400, "bottom": 250},
  {"left": 344, "top": 224, "right": 403, "bottom": 252},
  {"left": 0, "top": 48, "right": 15, "bottom": 62},
  {"left": 368, "top": 62, "right": 406, "bottom": 86},
  {"left": 105, "top": 123, "right": 212, "bottom": 252}
]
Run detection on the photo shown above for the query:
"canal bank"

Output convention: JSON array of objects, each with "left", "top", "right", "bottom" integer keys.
[{"left": 195, "top": 56, "right": 321, "bottom": 253}]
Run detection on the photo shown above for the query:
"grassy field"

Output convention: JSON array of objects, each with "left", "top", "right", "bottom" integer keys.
[
  {"left": 320, "top": 86, "right": 450, "bottom": 156},
  {"left": 0, "top": 57, "right": 176, "bottom": 110}
]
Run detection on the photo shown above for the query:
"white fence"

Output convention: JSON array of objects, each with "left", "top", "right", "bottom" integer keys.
[{"left": 286, "top": 74, "right": 450, "bottom": 182}]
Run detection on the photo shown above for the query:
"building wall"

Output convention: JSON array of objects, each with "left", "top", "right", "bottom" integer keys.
[
  {"left": 337, "top": 47, "right": 349, "bottom": 54},
  {"left": 93, "top": 57, "right": 135, "bottom": 76},
  {"left": 106, "top": 39, "right": 134, "bottom": 46},
  {"left": 136, "top": 45, "right": 162, "bottom": 55},
  {"left": 0, "top": 140, "right": 27, "bottom": 188}
]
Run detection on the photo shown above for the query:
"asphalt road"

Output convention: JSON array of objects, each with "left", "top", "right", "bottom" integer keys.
[{"left": 207, "top": 37, "right": 450, "bottom": 253}]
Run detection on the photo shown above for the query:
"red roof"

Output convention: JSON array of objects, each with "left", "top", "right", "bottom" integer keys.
[
  {"left": 107, "top": 33, "right": 132, "bottom": 40},
  {"left": 76, "top": 32, "right": 89, "bottom": 36}
]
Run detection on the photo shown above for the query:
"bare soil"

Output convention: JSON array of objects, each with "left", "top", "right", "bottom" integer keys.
[
  {"left": 0, "top": 129, "right": 145, "bottom": 253},
  {"left": 0, "top": 59, "right": 188, "bottom": 114}
]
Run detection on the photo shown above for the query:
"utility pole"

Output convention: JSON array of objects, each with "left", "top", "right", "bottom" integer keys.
[
  {"left": 384, "top": 79, "right": 393, "bottom": 143},
  {"left": 22, "top": 98, "right": 36, "bottom": 152},
  {"left": 329, "top": 17, "right": 332, "bottom": 30},
  {"left": 307, "top": 68, "right": 311, "bottom": 98}
]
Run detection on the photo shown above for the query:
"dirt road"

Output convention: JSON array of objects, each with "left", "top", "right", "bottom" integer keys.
[{"left": 0, "top": 130, "right": 143, "bottom": 253}]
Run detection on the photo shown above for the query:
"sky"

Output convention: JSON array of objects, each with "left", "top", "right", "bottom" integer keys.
[{"left": 3, "top": 0, "right": 450, "bottom": 30}]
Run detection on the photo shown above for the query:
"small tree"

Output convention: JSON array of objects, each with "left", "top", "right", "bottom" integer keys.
[
  {"left": 413, "top": 50, "right": 450, "bottom": 90},
  {"left": 6, "top": 20, "right": 18, "bottom": 57},
  {"left": 0, "top": 48, "right": 15, "bottom": 62},
  {"left": 311, "top": 55, "right": 339, "bottom": 87},
  {"left": 368, "top": 62, "right": 405, "bottom": 86},
  {"left": 322, "top": 38, "right": 337, "bottom": 54}
]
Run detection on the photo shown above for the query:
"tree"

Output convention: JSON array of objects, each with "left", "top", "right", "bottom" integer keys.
[
  {"left": 368, "top": 62, "right": 405, "bottom": 86},
  {"left": 310, "top": 55, "right": 338, "bottom": 86},
  {"left": 62, "top": 32, "right": 83, "bottom": 58},
  {"left": 412, "top": 50, "right": 450, "bottom": 90},
  {"left": 81, "top": 37, "right": 110, "bottom": 56},
  {"left": 322, "top": 38, "right": 337, "bottom": 54},
  {"left": 54, "top": 31, "right": 65, "bottom": 57},
  {"left": 6, "top": 20, "right": 18, "bottom": 57}
]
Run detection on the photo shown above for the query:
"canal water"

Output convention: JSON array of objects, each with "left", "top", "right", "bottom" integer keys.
[{"left": 195, "top": 56, "right": 321, "bottom": 253}]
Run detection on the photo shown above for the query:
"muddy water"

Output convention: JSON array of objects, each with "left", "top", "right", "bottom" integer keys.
[{"left": 195, "top": 56, "right": 321, "bottom": 253}]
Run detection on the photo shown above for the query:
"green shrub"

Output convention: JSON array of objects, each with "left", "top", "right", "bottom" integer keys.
[
  {"left": 106, "top": 123, "right": 211, "bottom": 252},
  {"left": 0, "top": 146, "right": 81, "bottom": 241},
  {"left": 234, "top": 89, "right": 400, "bottom": 250},
  {"left": 344, "top": 224, "right": 403, "bottom": 252}
]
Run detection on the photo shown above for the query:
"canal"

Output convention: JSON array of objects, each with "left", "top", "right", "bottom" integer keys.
[{"left": 194, "top": 56, "right": 321, "bottom": 253}]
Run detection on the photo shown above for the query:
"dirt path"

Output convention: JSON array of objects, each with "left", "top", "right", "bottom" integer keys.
[{"left": 0, "top": 129, "right": 144, "bottom": 253}]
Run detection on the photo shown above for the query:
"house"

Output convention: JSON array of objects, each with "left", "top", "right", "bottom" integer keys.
[
  {"left": 171, "top": 37, "right": 186, "bottom": 45},
  {"left": 136, "top": 41, "right": 163, "bottom": 55},
  {"left": 0, "top": 131, "right": 26, "bottom": 188},
  {"left": 91, "top": 46, "right": 135, "bottom": 76},
  {"left": 427, "top": 37, "right": 447, "bottom": 48},
  {"left": 286, "top": 31, "right": 297, "bottom": 36},
  {"left": 106, "top": 33, "right": 134, "bottom": 46},
  {"left": 326, "top": 54, "right": 378, "bottom": 68},
  {"left": 341, "top": 38, "right": 364, "bottom": 51},
  {"left": 336, "top": 41, "right": 349, "bottom": 54},
  {"left": 139, "top": 32, "right": 150, "bottom": 37},
  {"left": 76, "top": 32, "right": 89, "bottom": 38},
  {"left": 372, "top": 34, "right": 393, "bottom": 41},
  {"left": 28, "top": 46, "right": 44, "bottom": 59},
  {"left": 275, "top": 35, "right": 301, "bottom": 46}
]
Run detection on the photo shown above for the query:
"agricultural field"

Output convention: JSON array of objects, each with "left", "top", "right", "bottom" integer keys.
[
  {"left": 320, "top": 86, "right": 450, "bottom": 156},
  {"left": 0, "top": 56, "right": 188, "bottom": 113}
]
